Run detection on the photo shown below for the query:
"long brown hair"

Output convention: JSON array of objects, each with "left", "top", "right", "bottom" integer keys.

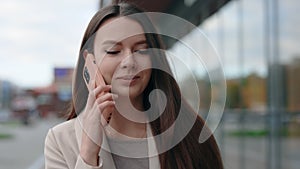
[{"left": 67, "top": 3, "right": 223, "bottom": 169}]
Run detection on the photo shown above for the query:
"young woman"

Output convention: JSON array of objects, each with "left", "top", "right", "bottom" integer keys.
[{"left": 44, "top": 3, "right": 223, "bottom": 169}]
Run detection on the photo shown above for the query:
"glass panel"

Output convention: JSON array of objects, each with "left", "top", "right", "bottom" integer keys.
[
  {"left": 279, "top": 1, "right": 300, "bottom": 169},
  {"left": 170, "top": 0, "right": 299, "bottom": 168}
]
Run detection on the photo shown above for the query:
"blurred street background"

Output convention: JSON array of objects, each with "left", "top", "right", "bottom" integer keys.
[{"left": 1, "top": 0, "right": 299, "bottom": 169}]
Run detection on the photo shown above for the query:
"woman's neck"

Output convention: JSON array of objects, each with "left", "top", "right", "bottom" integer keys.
[{"left": 107, "top": 95, "right": 147, "bottom": 138}]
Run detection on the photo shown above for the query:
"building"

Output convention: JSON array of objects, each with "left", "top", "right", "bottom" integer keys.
[
  {"left": 33, "top": 67, "right": 74, "bottom": 118},
  {"left": 287, "top": 58, "right": 300, "bottom": 112}
]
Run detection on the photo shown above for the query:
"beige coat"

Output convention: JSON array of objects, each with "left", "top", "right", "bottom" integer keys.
[{"left": 44, "top": 118, "right": 161, "bottom": 169}]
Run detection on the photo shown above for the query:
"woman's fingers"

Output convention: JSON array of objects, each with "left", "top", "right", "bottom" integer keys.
[
  {"left": 93, "top": 85, "right": 111, "bottom": 98},
  {"left": 85, "top": 81, "right": 117, "bottom": 126},
  {"left": 86, "top": 83, "right": 112, "bottom": 107},
  {"left": 98, "top": 100, "right": 115, "bottom": 125},
  {"left": 94, "top": 90, "right": 117, "bottom": 114},
  {"left": 98, "top": 100, "right": 115, "bottom": 111},
  {"left": 93, "top": 87, "right": 117, "bottom": 125},
  {"left": 96, "top": 93, "right": 118, "bottom": 103}
]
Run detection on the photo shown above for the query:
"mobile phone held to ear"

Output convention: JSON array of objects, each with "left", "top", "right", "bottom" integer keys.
[
  {"left": 83, "top": 53, "right": 106, "bottom": 92},
  {"left": 83, "top": 52, "right": 112, "bottom": 125}
]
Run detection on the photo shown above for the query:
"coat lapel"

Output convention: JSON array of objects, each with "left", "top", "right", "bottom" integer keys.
[
  {"left": 74, "top": 117, "right": 117, "bottom": 169},
  {"left": 75, "top": 117, "right": 160, "bottom": 169}
]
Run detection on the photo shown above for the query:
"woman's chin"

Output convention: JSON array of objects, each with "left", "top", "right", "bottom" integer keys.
[{"left": 112, "top": 85, "right": 143, "bottom": 98}]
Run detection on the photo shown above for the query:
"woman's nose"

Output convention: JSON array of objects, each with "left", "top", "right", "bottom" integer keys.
[{"left": 120, "top": 50, "right": 137, "bottom": 69}]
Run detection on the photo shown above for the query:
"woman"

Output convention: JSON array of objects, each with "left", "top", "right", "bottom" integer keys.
[{"left": 44, "top": 3, "right": 223, "bottom": 169}]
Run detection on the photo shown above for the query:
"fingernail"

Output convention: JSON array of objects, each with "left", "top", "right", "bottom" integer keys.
[{"left": 113, "top": 94, "right": 118, "bottom": 99}]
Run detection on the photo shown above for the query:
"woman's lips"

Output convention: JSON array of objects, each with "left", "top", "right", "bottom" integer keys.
[
  {"left": 116, "top": 75, "right": 140, "bottom": 85},
  {"left": 117, "top": 75, "right": 140, "bottom": 80}
]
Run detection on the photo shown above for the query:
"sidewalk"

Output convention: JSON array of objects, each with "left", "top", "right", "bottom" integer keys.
[{"left": 0, "top": 117, "right": 63, "bottom": 169}]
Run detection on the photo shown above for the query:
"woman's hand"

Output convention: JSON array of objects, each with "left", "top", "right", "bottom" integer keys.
[{"left": 79, "top": 80, "right": 116, "bottom": 166}]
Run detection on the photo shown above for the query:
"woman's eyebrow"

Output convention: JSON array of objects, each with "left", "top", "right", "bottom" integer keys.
[
  {"left": 102, "top": 39, "right": 147, "bottom": 46},
  {"left": 134, "top": 40, "right": 147, "bottom": 46},
  {"left": 102, "top": 40, "right": 120, "bottom": 45}
]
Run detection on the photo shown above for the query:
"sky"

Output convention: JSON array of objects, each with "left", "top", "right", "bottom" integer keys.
[
  {"left": 0, "top": 0, "right": 299, "bottom": 88},
  {"left": 0, "top": 0, "right": 98, "bottom": 88}
]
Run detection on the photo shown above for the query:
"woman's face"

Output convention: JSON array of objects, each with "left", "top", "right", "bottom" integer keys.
[{"left": 93, "top": 17, "right": 152, "bottom": 99}]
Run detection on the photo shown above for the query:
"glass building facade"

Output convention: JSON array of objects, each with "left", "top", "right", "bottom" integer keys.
[{"left": 170, "top": 0, "right": 300, "bottom": 169}]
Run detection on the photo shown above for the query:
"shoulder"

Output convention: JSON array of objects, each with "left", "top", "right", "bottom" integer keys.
[
  {"left": 44, "top": 119, "right": 84, "bottom": 168},
  {"left": 45, "top": 118, "right": 78, "bottom": 150},
  {"left": 51, "top": 118, "right": 76, "bottom": 135}
]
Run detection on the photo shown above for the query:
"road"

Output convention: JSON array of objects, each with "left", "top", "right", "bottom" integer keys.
[
  {"left": 0, "top": 117, "right": 63, "bottom": 169},
  {"left": 215, "top": 118, "right": 300, "bottom": 169},
  {"left": 0, "top": 114, "right": 299, "bottom": 169}
]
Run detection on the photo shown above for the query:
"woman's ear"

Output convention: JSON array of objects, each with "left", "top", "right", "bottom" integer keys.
[
  {"left": 83, "top": 49, "right": 96, "bottom": 61},
  {"left": 83, "top": 49, "right": 89, "bottom": 60}
]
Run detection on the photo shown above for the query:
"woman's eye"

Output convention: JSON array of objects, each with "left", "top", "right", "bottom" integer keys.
[
  {"left": 105, "top": 50, "right": 120, "bottom": 55},
  {"left": 135, "top": 49, "right": 149, "bottom": 55}
]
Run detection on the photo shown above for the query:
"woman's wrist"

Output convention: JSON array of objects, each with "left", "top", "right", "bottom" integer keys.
[
  {"left": 80, "top": 149, "right": 100, "bottom": 166},
  {"left": 80, "top": 132, "right": 101, "bottom": 166}
]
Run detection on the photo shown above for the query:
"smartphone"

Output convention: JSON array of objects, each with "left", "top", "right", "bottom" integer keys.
[
  {"left": 83, "top": 54, "right": 112, "bottom": 124},
  {"left": 83, "top": 54, "right": 106, "bottom": 91}
]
